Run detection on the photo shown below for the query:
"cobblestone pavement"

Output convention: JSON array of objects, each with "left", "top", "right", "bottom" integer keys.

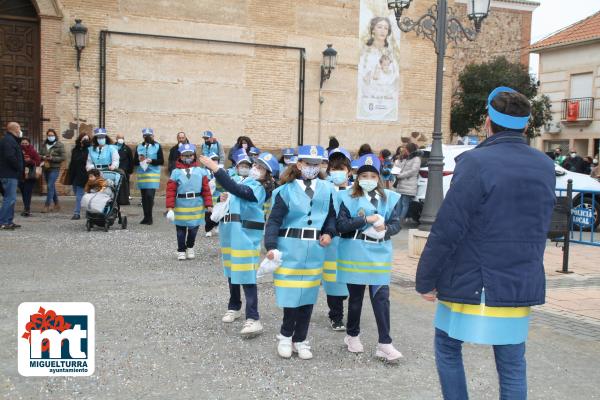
[{"left": 0, "top": 201, "right": 599, "bottom": 399}]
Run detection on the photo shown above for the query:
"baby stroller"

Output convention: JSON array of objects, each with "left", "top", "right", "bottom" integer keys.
[{"left": 84, "top": 170, "right": 128, "bottom": 232}]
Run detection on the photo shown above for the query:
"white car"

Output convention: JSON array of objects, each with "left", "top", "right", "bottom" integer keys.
[{"left": 414, "top": 145, "right": 600, "bottom": 228}]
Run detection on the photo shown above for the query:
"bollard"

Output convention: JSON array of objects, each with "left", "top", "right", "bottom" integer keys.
[{"left": 557, "top": 179, "right": 574, "bottom": 274}]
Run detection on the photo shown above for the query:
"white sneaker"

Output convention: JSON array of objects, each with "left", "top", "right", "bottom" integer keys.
[
  {"left": 177, "top": 252, "right": 186, "bottom": 261},
  {"left": 375, "top": 343, "right": 403, "bottom": 362},
  {"left": 292, "top": 341, "right": 313, "bottom": 360},
  {"left": 185, "top": 248, "right": 195, "bottom": 259},
  {"left": 205, "top": 231, "right": 212, "bottom": 237},
  {"left": 276, "top": 334, "right": 292, "bottom": 358},
  {"left": 222, "top": 309, "right": 242, "bottom": 323},
  {"left": 240, "top": 319, "right": 263, "bottom": 338},
  {"left": 344, "top": 335, "right": 364, "bottom": 353}
]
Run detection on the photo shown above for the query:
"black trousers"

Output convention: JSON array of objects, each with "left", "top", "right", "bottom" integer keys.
[
  {"left": 140, "top": 189, "right": 156, "bottom": 220},
  {"left": 176, "top": 225, "right": 199, "bottom": 252},
  {"left": 327, "top": 295, "right": 347, "bottom": 322},
  {"left": 18, "top": 179, "right": 35, "bottom": 212},
  {"left": 227, "top": 278, "right": 259, "bottom": 320},
  {"left": 280, "top": 304, "right": 313, "bottom": 343},
  {"left": 346, "top": 284, "right": 392, "bottom": 344}
]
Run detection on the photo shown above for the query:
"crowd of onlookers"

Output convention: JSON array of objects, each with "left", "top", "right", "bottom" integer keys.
[
  {"left": 0, "top": 122, "right": 424, "bottom": 230},
  {"left": 549, "top": 147, "right": 600, "bottom": 179}
]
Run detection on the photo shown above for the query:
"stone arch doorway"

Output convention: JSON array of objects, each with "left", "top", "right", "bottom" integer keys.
[{"left": 0, "top": 0, "right": 41, "bottom": 145}]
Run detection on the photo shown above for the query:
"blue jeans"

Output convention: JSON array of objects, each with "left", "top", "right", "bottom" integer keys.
[
  {"left": 44, "top": 169, "right": 59, "bottom": 206},
  {"left": 435, "top": 328, "right": 527, "bottom": 400},
  {"left": 0, "top": 178, "right": 18, "bottom": 225},
  {"left": 73, "top": 185, "right": 85, "bottom": 216},
  {"left": 399, "top": 194, "right": 413, "bottom": 219}
]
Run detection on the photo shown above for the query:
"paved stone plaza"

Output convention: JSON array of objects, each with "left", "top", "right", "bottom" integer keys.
[{"left": 1, "top": 199, "right": 599, "bottom": 399}]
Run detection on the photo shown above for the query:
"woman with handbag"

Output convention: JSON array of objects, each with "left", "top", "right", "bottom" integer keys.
[
  {"left": 18, "top": 137, "right": 41, "bottom": 217},
  {"left": 68, "top": 132, "right": 91, "bottom": 220},
  {"left": 39, "top": 129, "right": 65, "bottom": 213}
]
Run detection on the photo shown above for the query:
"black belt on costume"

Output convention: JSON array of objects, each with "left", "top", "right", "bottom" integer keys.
[
  {"left": 340, "top": 230, "right": 388, "bottom": 243},
  {"left": 223, "top": 213, "right": 264, "bottom": 230},
  {"left": 95, "top": 164, "right": 109, "bottom": 169},
  {"left": 278, "top": 228, "right": 322, "bottom": 240},
  {"left": 177, "top": 192, "right": 202, "bottom": 199}
]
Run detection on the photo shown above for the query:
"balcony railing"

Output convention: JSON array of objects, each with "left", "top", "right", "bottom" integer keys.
[{"left": 561, "top": 97, "right": 594, "bottom": 122}]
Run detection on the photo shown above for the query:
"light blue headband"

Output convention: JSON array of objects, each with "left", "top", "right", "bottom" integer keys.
[{"left": 487, "top": 86, "right": 530, "bottom": 129}]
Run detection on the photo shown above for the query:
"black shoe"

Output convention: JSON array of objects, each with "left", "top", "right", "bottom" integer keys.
[
  {"left": 140, "top": 218, "right": 151, "bottom": 225},
  {"left": 8, "top": 223, "right": 21, "bottom": 229},
  {"left": 0, "top": 224, "right": 15, "bottom": 230},
  {"left": 71, "top": 214, "right": 80, "bottom": 220},
  {"left": 330, "top": 319, "right": 346, "bottom": 331},
  {"left": 21, "top": 211, "right": 31, "bottom": 217}
]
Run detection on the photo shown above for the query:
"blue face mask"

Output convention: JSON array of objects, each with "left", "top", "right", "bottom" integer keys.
[
  {"left": 182, "top": 157, "right": 193, "bottom": 165},
  {"left": 47, "top": 136, "right": 56, "bottom": 143},
  {"left": 358, "top": 179, "right": 378, "bottom": 193},
  {"left": 330, "top": 171, "right": 348, "bottom": 186},
  {"left": 97, "top": 138, "right": 106, "bottom": 146}
]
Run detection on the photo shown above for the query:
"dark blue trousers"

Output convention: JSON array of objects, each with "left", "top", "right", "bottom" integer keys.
[
  {"left": 346, "top": 284, "right": 392, "bottom": 344},
  {"left": 227, "top": 278, "right": 259, "bottom": 320},
  {"left": 327, "top": 295, "right": 347, "bottom": 322},
  {"left": 280, "top": 304, "right": 313, "bottom": 343},
  {"left": 176, "top": 225, "right": 199, "bottom": 252}
]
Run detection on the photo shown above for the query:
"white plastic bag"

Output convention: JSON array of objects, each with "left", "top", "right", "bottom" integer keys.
[
  {"left": 208, "top": 178, "right": 216, "bottom": 194},
  {"left": 257, "top": 250, "right": 282, "bottom": 278},
  {"left": 363, "top": 214, "right": 386, "bottom": 240},
  {"left": 210, "top": 197, "right": 230, "bottom": 222},
  {"left": 140, "top": 159, "right": 149, "bottom": 171},
  {"left": 165, "top": 210, "right": 175, "bottom": 223}
]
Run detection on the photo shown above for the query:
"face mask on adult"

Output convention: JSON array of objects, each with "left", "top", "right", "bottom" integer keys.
[
  {"left": 300, "top": 164, "right": 320, "bottom": 180},
  {"left": 330, "top": 171, "right": 348, "bottom": 186},
  {"left": 249, "top": 167, "right": 264, "bottom": 180},
  {"left": 593, "top": 159, "right": 598, "bottom": 166},
  {"left": 238, "top": 166, "right": 250, "bottom": 177},
  {"left": 570, "top": 152, "right": 577, "bottom": 158},
  {"left": 358, "top": 179, "right": 378, "bottom": 193},
  {"left": 97, "top": 138, "right": 106, "bottom": 146},
  {"left": 117, "top": 138, "right": 125, "bottom": 145},
  {"left": 47, "top": 136, "right": 56, "bottom": 143}
]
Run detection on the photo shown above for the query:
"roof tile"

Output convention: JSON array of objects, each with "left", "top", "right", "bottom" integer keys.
[{"left": 531, "top": 10, "right": 600, "bottom": 51}]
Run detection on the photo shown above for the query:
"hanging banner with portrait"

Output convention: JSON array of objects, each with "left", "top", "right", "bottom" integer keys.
[{"left": 356, "top": 0, "right": 402, "bottom": 121}]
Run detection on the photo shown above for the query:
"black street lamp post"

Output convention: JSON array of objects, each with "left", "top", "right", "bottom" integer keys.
[
  {"left": 69, "top": 19, "right": 88, "bottom": 137},
  {"left": 387, "top": 0, "right": 490, "bottom": 230}
]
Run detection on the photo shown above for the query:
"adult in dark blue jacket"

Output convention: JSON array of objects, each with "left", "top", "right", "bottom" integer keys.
[
  {"left": 0, "top": 122, "right": 25, "bottom": 230},
  {"left": 416, "top": 88, "right": 556, "bottom": 400}
]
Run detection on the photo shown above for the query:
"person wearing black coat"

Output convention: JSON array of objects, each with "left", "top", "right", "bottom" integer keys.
[
  {"left": 0, "top": 122, "right": 25, "bottom": 229},
  {"left": 116, "top": 133, "right": 134, "bottom": 204},
  {"left": 68, "top": 132, "right": 91, "bottom": 220},
  {"left": 168, "top": 132, "right": 190, "bottom": 174}
]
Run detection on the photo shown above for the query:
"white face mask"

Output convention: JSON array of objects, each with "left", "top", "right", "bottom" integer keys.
[
  {"left": 238, "top": 166, "right": 250, "bottom": 177},
  {"left": 358, "top": 179, "right": 378, "bottom": 193},
  {"left": 249, "top": 167, "right": 264, "bottom": 180},
  {"left": 117, "top": 138, "right": 125, "bottom": 144},
  {"left": 570, "top": 153, "right": 577, "bottom": 158}
]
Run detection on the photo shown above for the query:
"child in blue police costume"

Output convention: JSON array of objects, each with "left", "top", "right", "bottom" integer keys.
[
  {"left": 201, "top": 131, "right": 225, "bottom": 164},
  {"left": 323, "top": 147, "right": 353, "bottom": 331},
  {"left": 134, "top": 128, "right": 164, "bottom": 225},
  {"left": 264, "top": 145, "right": 337, "bottom": 360},
  {"left": 335, "top": 154, "right": 403, "bottom": 362},
  {"left": 86, "top": 128, "right": 119, "bottom": 171},
  {"left": 204, "top": 152, "right": 223, "bottom": 237},
  {"left": 230, "top": 152, "right": 252, "bottom": 183},
  {"left": 278, "top": 147, "right": 296, "bottom": 178},
  {"left": 379, "top": 149, "right": 394, "bottom": 189},
  {"left": 165, "top": 144, "right": 213, "bottom": 261},
  {"left": 199, "top": 152, "right": 278, "bottom": 338}
]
